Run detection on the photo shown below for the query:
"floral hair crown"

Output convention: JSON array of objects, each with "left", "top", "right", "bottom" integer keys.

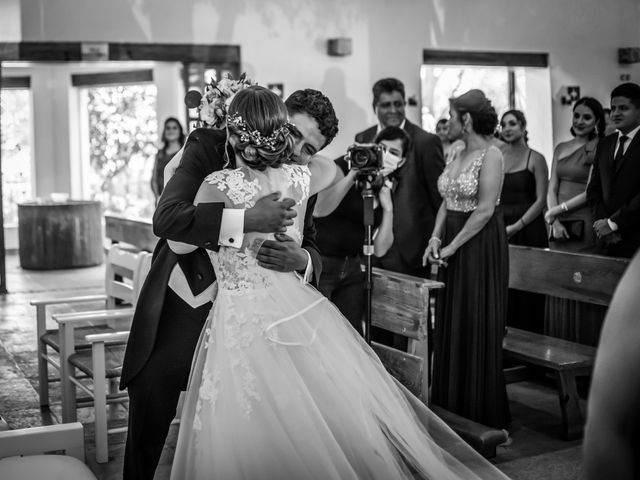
[
  {"left": 184, "top": 72, "right": 256, "bottom": 129},
  {"left": 227, "top": 113, "right": 293, "bottom": 151}
]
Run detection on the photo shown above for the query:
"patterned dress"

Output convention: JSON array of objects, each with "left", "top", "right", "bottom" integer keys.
[
  {"left": 170, "top": 164, "right": 509, "bottom": 479},
  {"left": 432, "top": 145, "right": 511, "bottom": 429}
]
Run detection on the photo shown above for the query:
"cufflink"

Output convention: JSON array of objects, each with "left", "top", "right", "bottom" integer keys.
[{"left": 229, "top": 238, "right": 234, "bottom": 243}]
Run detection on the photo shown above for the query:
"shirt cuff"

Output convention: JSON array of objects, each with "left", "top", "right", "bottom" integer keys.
[
  {"left": 607, "top": 218, "right": 619, "bottom": 232},
  {"left": 294, "top": 249, "right": 313, "bottom": 285},
  {"left": 219, "top": 209, "right": 245, "bottom": 248}
]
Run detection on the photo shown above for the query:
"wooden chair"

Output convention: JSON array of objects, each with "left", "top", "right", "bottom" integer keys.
[
  {"left": 0, "top": 423, "right": 96, "bottom": 479},
  {"left": 503, "top": 245, "right": 630, "bottom": 439},
  {"left": 31, "top": 244, "right": 150, "bottom": 410},
  {"left": 59, "top": 253, "right": 151, "bottom": 463},
  {"left": 370, "top": 267, "right": 509, "bottom": 458}
]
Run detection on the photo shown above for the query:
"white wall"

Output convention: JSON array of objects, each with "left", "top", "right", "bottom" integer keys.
[{"left": 16, "top": 0, "right": 640, "bottom": 161}]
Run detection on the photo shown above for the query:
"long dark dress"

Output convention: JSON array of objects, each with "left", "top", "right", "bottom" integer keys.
[
  {"left": 432, "top": 145, "right": 511, "bottom": 429},
  {"left": 501, "top": 150, "right": 548, "bottom": 333},
  {"left": 544, "top": 140, "right": 607, "bottom": 346}
]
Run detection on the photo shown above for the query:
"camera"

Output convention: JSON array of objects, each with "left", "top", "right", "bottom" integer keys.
[{"left": 347, "top": 143, "right": 384, "bottom": 173}]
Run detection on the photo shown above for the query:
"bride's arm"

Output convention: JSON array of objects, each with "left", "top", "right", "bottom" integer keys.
[{"left": 308, "top": 155, "right": 339, "bottom": 195}]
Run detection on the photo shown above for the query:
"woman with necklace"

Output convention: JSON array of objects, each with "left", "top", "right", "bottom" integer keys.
[{"left": 499, "top": 110, "right": 548, "bottom": 333}]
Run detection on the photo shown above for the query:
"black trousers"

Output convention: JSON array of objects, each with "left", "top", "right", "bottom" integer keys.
[{"left": 123, "top": 289, "right": 211, "bottom": 480}]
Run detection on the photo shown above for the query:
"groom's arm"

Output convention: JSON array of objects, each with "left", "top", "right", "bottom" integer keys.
[
  {"left": 301, "top": 194, "right": 322, "bottom": 285},
  {"left": 154, "top": 129, "right": 229, "bottom": 251}
]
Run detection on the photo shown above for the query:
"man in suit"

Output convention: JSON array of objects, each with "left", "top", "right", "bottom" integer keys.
[
  {"left": 587, "top": 82, "right": 640, "bottom": 259},
  {"left": 355, "top": 77, "right": 444, "bottom": 277},
  {"left": 120, "top": 88, "right": 339, "bottom": 480}
]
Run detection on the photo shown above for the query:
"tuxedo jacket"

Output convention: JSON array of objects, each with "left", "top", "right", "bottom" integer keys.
[
  {"left": 120, "top": 128, "right": 322, "bottom": 388},
  {"left": 586, "top": 132, "right": 640, "bottom": 258},
  {"left": 355, "top": 120, "right": 444, "bottom": 276}
]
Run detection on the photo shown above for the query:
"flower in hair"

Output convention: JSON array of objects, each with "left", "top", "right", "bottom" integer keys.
[
  {"left": 227, "top": 113, "right": 292, "bottom": 152},
  {"left": 192, "top": 72, "right": 256, "bottom": 129}
]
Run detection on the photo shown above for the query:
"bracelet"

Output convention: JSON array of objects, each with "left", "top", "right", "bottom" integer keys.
[
  {"left": 429, "top": 236, "right": 441, "bottom": 244},
  {"left": 518, "top": 218, "right": 526, "bottom": 228},
  {"left": 560, "top": 202, "right": 568, "bottom": 212}
]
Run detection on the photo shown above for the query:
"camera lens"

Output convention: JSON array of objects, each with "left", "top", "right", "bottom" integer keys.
[{"left": 353, "top": 149, "right": 370, "bottom": 167}]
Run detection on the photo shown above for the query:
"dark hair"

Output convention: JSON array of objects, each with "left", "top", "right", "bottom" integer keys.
[
  {"left": 449, "top": 89, "right": 498, "bottom": 136},
  {"left": 611, "top": 82, "right": 640, "bottom": 108},
  {"left": 500, "top": 109, "right": 529, "bottom": 143},
  {"left": 372, "top": 78, "right": 406, "bottom": 110},
  {"left": 161, "top": 117, "right": 185, "bottom": 153},
  {"left": 571, "top": 97, "right": 605, "bottom": 139},
  {"left": 285, "top": 89, "right": 339, "bottom": 148},
  {"left": 227, "top": 86, "right": 294, "bottom": 170},
  {"left": 436, "top": 118, "right": 448, "bottom": 128},
  {"left": 374, "top": 126, "right": 412, "bottom": 156}
]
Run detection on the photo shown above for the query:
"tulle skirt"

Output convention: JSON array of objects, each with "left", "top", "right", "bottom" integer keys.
[{"left": 170, "top": 270, "right": 508, "bottom": 480}]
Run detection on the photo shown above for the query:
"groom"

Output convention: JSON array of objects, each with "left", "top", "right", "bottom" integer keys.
[{"left": 120, "top": 88, "right": 339, "bottom": 479}]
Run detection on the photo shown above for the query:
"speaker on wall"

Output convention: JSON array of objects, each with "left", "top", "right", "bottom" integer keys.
[{"left": 327, "top": 38, "right": 352, "bottom": 57}]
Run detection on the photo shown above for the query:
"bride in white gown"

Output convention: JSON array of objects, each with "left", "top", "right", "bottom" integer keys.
[{"left": 169, "top": 86, "right": 509, "bottom": 480}]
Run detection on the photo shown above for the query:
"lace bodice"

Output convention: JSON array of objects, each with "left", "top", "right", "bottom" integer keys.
[
  {"left": 203, "top": 163, "right": 311, "bottom": 294},
  {"left": 437, "top": 144, "right": 504, "bottom": 212}
]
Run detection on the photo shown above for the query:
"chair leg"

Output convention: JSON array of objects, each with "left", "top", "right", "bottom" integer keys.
[
  {"left": 37, "top": 341, "right": 50, "bottom": 408},
  {"left": 93, "top": 342, "right": 109, "bottom": 463},
  {"left": 555, "top": 370, "right": 584, "bottom": 440},
  {"left": 60, "top": 324, "right": 77, "bottom": 423},
  {"left": 108, "top": 378, "right": 119, "bottom": 420}
]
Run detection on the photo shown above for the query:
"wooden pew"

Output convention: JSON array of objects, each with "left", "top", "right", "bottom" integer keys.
[
  {"left": 504, "top": 245, "right": 630, "bottom": 439},
  {"left": 371, "top": 267, "right": 508, "bottom": 458},
  {"left": 104, "top": 213, "right": 158, "bottom": 252}
]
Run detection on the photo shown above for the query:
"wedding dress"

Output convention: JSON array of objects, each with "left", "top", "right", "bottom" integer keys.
[{"left": 170, "top": 163, "right": 509, "bottom": 480}]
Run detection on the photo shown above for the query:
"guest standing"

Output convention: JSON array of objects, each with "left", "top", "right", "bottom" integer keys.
[
  {"left": 499, "top": 110, "right": 548, "bottom": 333},
  {"left": 587, "top": 82, "right": 640, "bottom": 259},
  {"left": 423, "top": 89, "right": 510, "bottom": 429},
  {"left": 545, "top": 97, "right": 606, "bottom": 345},
  {"left": 151, "top": 117, "right": 185, "bottom": 203}
]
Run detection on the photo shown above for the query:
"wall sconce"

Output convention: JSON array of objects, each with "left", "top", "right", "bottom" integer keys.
[
  {"left": 560, "top": 86, "right": 580, "bottom": 106},
  {"left": 327, "top": 38, "right": 352, "bottom": 57}
]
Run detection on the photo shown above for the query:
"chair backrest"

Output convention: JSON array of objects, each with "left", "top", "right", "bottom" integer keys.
[
  {"left": 103, "top": 245, "right": 151, "bottom": 309},
  {"left": 508, "top": 245, "right": 630, "bottom": 306},
  {"left": 370, "top": 267, "right": 443, "bottom": 402}
]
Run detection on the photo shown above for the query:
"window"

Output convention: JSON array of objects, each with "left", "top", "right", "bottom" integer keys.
[
  {"left": 420, "top": 50, "right": 553, "bottom": 162},
  {"left": 0, "top": 80, "right": 33, "bottom": 227},
  {"left": 77, "top": 76, "right": 158, "bottom": 218}
]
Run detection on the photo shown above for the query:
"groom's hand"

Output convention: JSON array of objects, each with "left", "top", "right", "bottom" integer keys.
[
  {"left": 244, "top": 192, "right": 296, "bottom": 233},
  {"left": 256, "top": 233, "right": 308, "bottom": 272}
]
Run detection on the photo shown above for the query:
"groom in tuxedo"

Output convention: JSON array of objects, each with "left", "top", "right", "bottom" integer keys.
[
  {"left": 120, "top": 89, "right": 339, "bottom": 480},
  {"left": 355, "top": 77, "right": 444, "bottom": 277},
  {"left": 587, "top": 82, "right": 640, "bottom": 259}
]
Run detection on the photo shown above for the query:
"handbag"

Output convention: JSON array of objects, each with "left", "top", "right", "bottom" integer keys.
[{"left": 549, "top": 219, "right": 584, "bottom": 242}]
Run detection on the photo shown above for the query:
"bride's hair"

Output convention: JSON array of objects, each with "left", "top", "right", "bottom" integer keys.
[{"left": 226, "top": 86, "right": 295, "bottom": 170}]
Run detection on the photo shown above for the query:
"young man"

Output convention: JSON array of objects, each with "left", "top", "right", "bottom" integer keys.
[
  {"left": 120, "top": 88, "right": 338, "bottom": 480},
  {"left": 587, "top": 82, "right": 640, "bottom": 258}
]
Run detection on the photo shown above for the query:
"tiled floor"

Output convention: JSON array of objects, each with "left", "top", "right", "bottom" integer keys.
[{"left": 0, "top": 251, "right": 583, "bottom": 479}]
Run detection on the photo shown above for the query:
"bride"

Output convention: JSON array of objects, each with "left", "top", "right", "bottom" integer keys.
[{"left": 168, "top": 85, "right": 509, "bottom": 479}]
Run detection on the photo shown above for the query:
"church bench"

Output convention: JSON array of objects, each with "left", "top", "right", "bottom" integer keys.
[
  {"left": 371, "top": 267, "right": 508, "bottom": 458},
  {"left": 503, "top": 245, "right": 630, "bottom": 439}
]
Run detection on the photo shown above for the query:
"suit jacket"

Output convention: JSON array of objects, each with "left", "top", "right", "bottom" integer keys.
[
  {"left": 120, "top": 128, "right": 322, "bottom": 388},
  {"left": 355, "top": 120, "right": 444, "bottom": 276},
  {"left": 586, "top": 131, "right": 640, "bottom": 258}
]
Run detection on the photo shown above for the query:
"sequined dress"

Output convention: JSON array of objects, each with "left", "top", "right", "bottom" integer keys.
[
  {"left": 432, "top": 145, "right": 511, "bottom": 429},
  {"left": 170, "top": 164, "right": 509, "bottom": 479}
]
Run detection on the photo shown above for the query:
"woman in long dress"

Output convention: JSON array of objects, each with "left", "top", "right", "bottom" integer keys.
[
  {"left": 168, "top": 86, "right": 508, "bottom": 479},
  {"left": 423, "top": 89, "right": 511, "bottom": 430},
  {"left": 543, "top": 97, "right": 607, "bottom": 345},
  {"left": 499, "top": 110, "right": 548, "bottom": 333}
]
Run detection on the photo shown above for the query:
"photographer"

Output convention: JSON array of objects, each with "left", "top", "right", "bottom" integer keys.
[{"left": 314, "top": 150, "right": 384, "bottom": 335}]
